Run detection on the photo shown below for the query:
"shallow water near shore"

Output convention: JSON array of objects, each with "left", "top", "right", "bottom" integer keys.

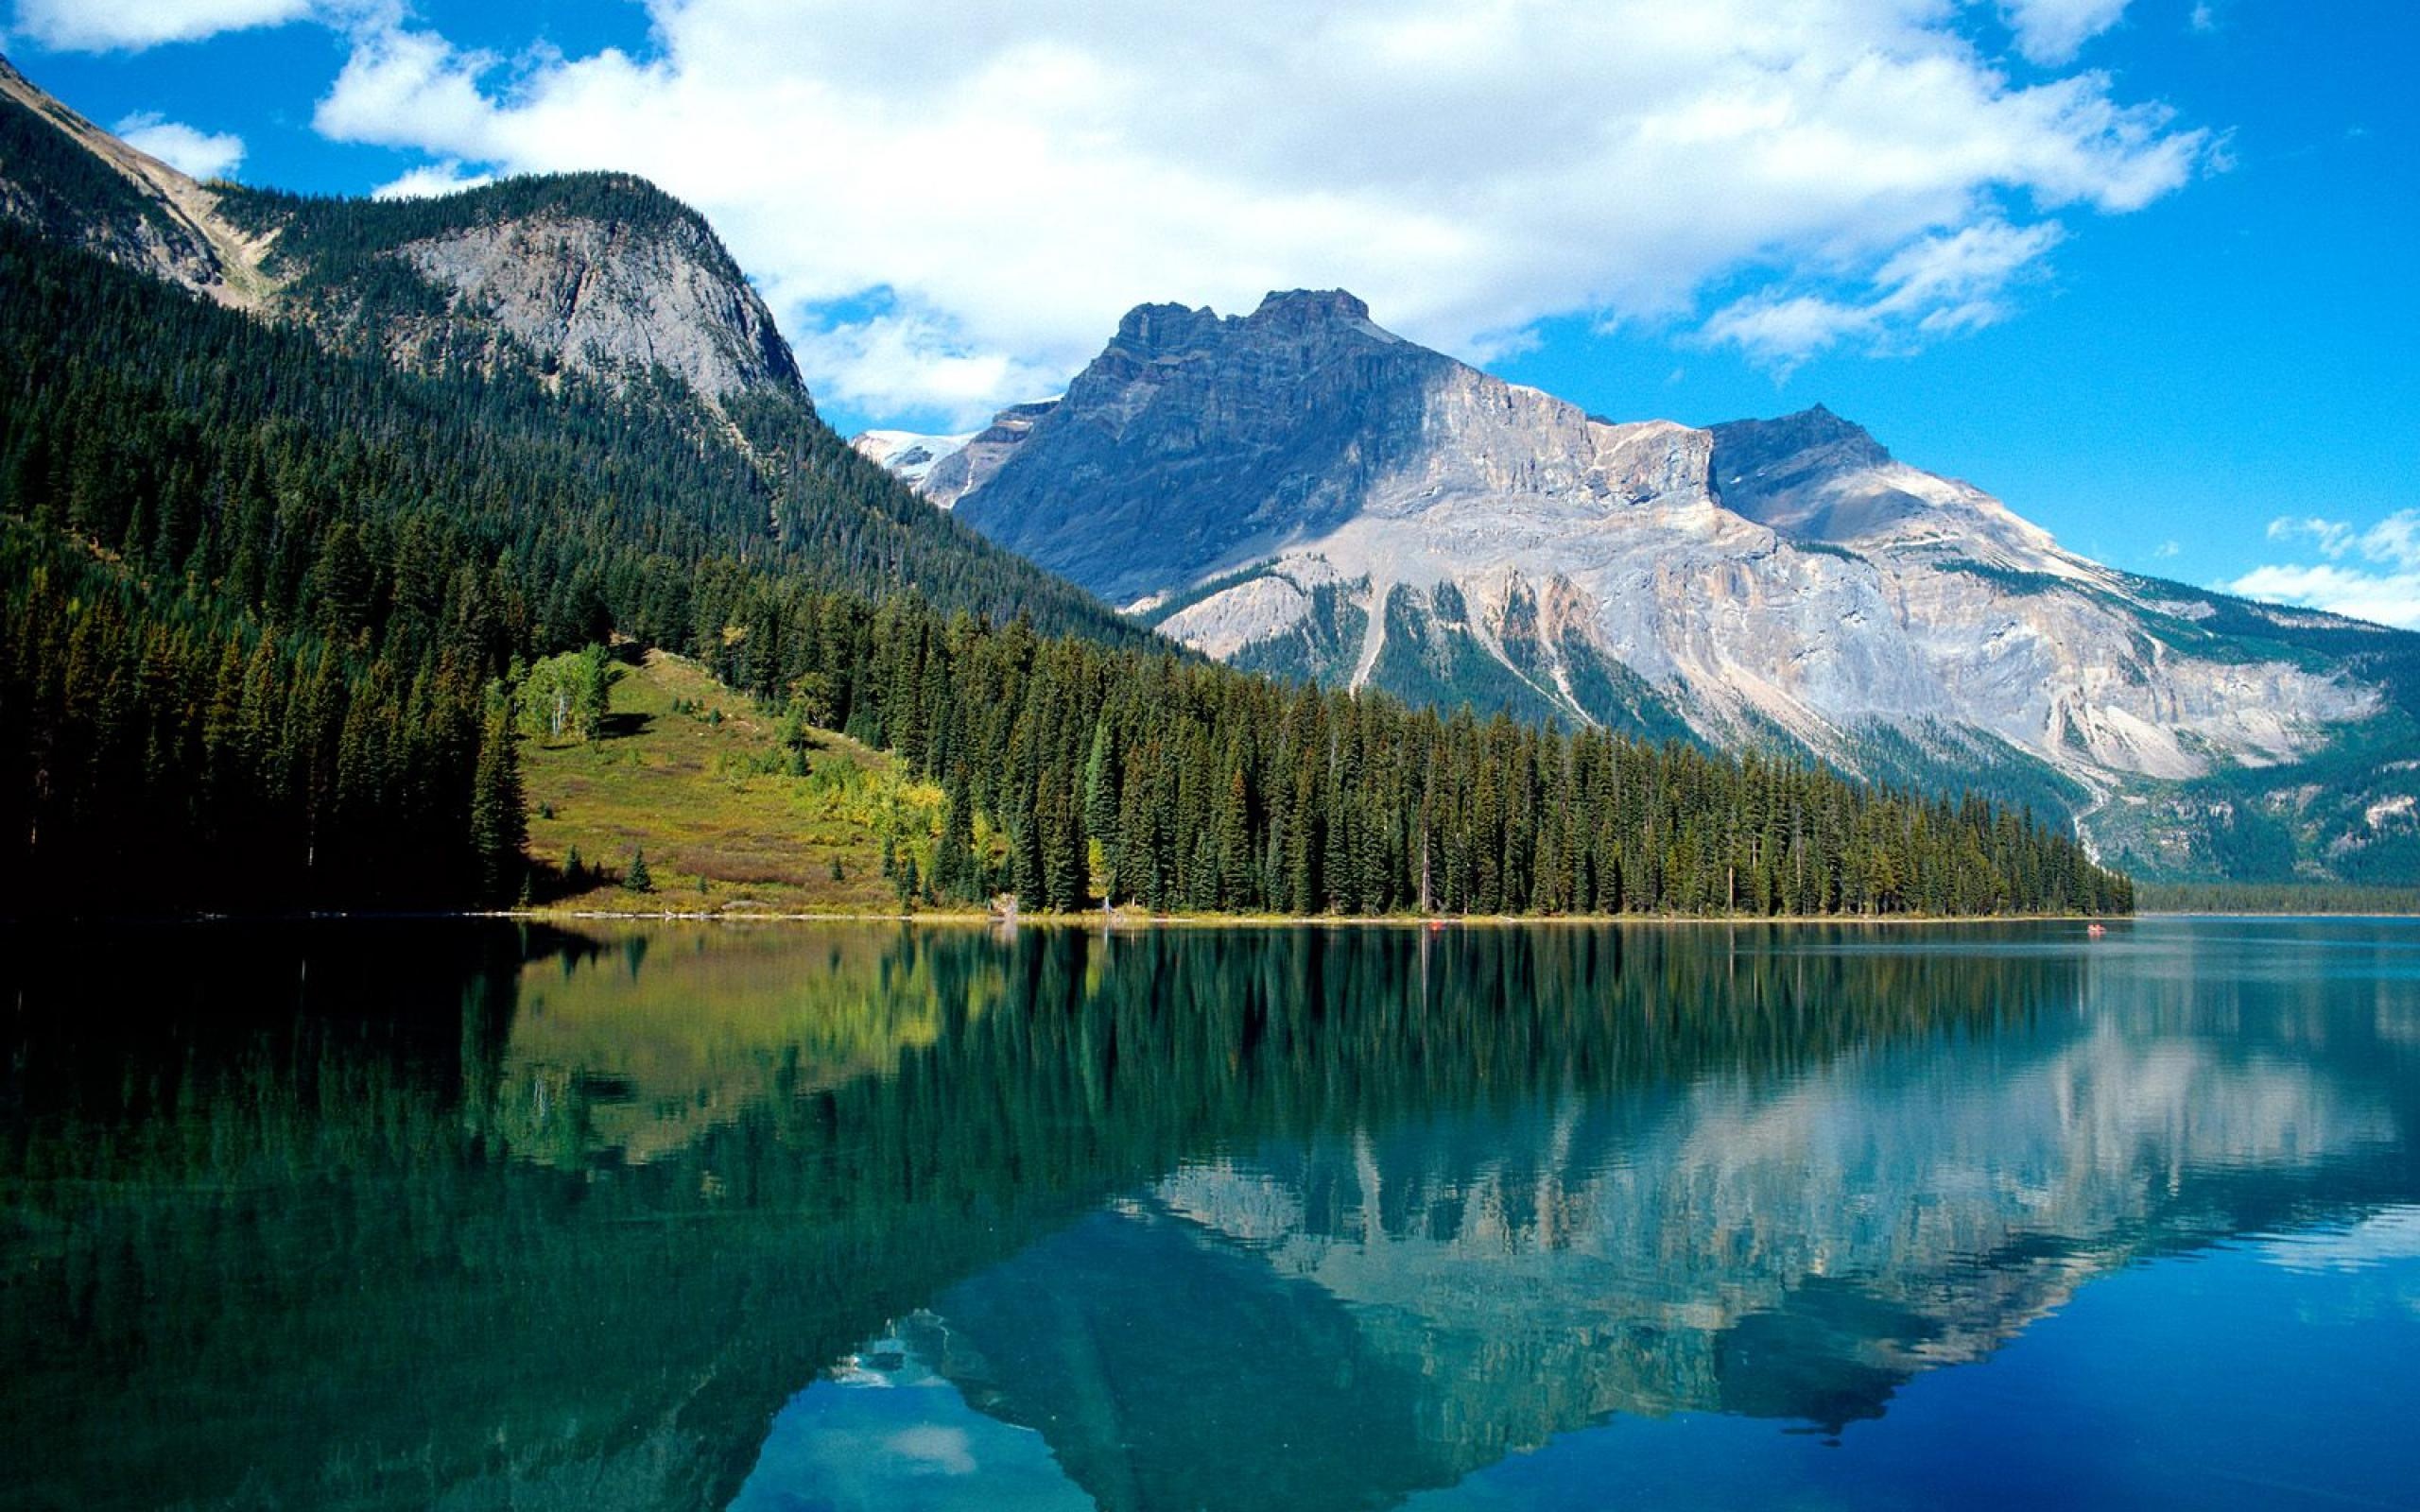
[{"left": 4, "top": 917, "right": 2416, "bottom": 1510}]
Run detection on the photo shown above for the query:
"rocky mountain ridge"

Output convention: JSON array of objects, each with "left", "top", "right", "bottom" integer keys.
[
  {"left": 0, "top": 50, "right": 1146, "bottom": 652},
  {"left": 1, "top": 54, "right": 798, "bottom": 408},
  {"left": 0, "top": 54, "right": 275, "bottom": 304},
  {"left": 859, "top": 291, "right": 2419, "bottom": 883}
]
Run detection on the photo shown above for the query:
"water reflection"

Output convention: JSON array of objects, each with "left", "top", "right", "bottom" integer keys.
[{"left": 2, "top": 919, "right": 2415, "bottom": 1511}]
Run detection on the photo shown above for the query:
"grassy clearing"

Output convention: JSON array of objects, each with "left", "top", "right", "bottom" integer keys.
[{"left": 521, "top": 650, "right": 945, "bottom": 914}]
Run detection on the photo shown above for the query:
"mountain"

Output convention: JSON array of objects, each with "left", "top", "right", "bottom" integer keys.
[
  {"left": 0, "top": 52, "right": 1138, "bottom": 648},
  {"left": 0, "top": 53, "right": 272, "bottom": 302},
  {"left": 216, "top": 174, "right": 809, "bottom": 406},
  {"left": 0, "top": 53, "right": 1164, "bottom": 914},
  {"left": 851, "top": 427, "right": 977, "bottom": 490},
  {"left": 850, "top": 404, "right": 1062, "bottom": 511},
  {"left": 2, "top": 54, "right": 786, "bottom": 404},
  {"left": 872, "top": 291, "right": 2420, "bottom": 884}
]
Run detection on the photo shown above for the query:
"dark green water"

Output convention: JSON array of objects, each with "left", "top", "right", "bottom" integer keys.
[{"left": 3, "top": 919, "right": 2415, "bottom": 1511}]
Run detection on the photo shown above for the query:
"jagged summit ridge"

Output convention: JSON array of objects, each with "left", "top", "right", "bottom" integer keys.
[{"left": 948, "top": 288, "right": 1460, "bottom": 599}]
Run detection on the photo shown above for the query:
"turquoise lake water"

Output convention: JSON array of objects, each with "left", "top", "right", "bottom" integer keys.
[{"left": 4, "top": 918, "right": 2414, "bottom": 1510}]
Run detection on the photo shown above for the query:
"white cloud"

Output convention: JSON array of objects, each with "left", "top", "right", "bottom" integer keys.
[
  {"left": 14, "top": 0, "right": 319, "bottom": 51},
  {"left": 112, "top": 111, "right": 244, "bottom": 180},
  {"left": 2361, "top": 511, "right": 2420, "bottom": 572},
  {"left": 305, "top": 0, "right": 2211, "bottom": 426},
  {"left": 1703, "top": 217, "right": 2066, "bottom": 365},
  {"left": 2259, "top": 1207, "right": 2420, "bottom": 1274},
  {"left": 2153, "top": 540, "right": 2180, "bottom": 558},
  {"left": 790, "top": 310, "right": 1071, "bottom": 430},
  {"left": 2189, "top": 3, "right": 2218, "bottom": 34},
  {"left": 2266, "top": 515, "right": 2357, "bottom": 558},
  {"left": 2229, "top": 510, "right": 2420, "bottom": 629},
  {"left": 2000, "top": 0, "right": 2132, "bottom": 64},
  {"left": 372, "top": 159, "right": 496, "bottom": 199}
]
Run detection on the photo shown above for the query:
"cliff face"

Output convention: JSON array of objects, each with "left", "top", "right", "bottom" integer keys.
[
  {"left": 872, "top": 289, "right": 2415, "bottom": 876},
  {"left": 0, "top": 55, "right": 804, "bottom": 410},
  {"left": 954, "top": 291, "right": 1461, "bottom": 602},
  {"left": 220, "top": 172, "right": 809, "bottom": 409},
  {"left": 385, "top": 199, "right": 804, "bottom": 403}
]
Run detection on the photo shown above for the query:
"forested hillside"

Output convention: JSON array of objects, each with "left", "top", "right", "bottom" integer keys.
[
  {"left": 0, "top": 216, "right": 1125, "bottom": 910},
  {"left": 0, "top": 195, "right": 2126, "bottom": 919},
  {"left": 693, "top": 586, "right": 2130, "bottom": 919}
]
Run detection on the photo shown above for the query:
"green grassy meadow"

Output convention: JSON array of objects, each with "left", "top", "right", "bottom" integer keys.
[{"left": 522, "top": 651, "right": 951, "bottom": 914}]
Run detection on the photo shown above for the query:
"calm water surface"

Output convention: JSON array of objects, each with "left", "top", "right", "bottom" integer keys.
[{"left": 3, "top": 919, "right": 2416, "bottom": 1510}]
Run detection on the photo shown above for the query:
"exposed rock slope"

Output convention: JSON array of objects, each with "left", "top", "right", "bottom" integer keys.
[
  {"left": 0, "top": 54, "right": 274, "bottom": 305},
  {"left": 221, "top": 173, "right": 804, "bottom": 406},
  {"left": 881, "top": 291, "right": 2417, "bottom": 879},
  {"left": 1, "top": 54, "right": 797, "bottom": 409}
]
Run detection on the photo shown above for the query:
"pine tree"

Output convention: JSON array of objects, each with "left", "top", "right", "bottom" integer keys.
[{"left": 469, "top": 695, "right": 526, "bottom": 905}]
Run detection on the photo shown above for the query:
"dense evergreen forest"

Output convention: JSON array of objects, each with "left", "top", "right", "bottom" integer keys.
[
  {"left": 2134, "top": 881, "right": 2420, "bottom": 916},
  {"left": 700, "top": 589, "right": 2131, "bottom": 918},
  {"left": 0, "top": 217, "right": 2129, "bottom": 918}
]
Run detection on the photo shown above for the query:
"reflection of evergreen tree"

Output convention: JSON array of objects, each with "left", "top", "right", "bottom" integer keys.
[{"left": 5, "top": 921, "right": 2412, "bottom": 1509}]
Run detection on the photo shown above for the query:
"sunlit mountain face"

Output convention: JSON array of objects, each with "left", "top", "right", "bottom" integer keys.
[
  {"left": 14, "top": 919, "right": 2410, "bottom": 1510},
  {"left": 865, "top": 292, "right": 2420, "bottom": 885}
]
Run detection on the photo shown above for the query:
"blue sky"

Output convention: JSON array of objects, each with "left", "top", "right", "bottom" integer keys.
[{"left": 6, "top": 1, "right": 2414, "bottom": 623}]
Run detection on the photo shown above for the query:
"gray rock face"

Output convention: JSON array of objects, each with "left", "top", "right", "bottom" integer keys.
[
  {"left": 955, "top": 290, "right": 1457, "bottom": 603},
  {"left": 1, "top": 58, "right": 802, "bottom": 412},
  {"left": 391, "top": 202, "right": 802, "bottom": 404},
  {"left": 892, "top": 289, "right": 2414, "bottom": 874},
  {"left": 913, "top": 399, "right": 1059, "bottom": 509}
]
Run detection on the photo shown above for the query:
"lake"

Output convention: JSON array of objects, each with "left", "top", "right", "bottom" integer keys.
[{"left": 3, "top": 918, "right": 2415, "bottom": 1511}]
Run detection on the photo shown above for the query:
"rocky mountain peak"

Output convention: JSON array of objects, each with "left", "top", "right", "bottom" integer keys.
[
  {"left": 916, "top": 288, "right": 2403, "bottom": 857},
  {"left": 1253, "top": 286, "right": 1372, "bottom": 323},
  {"left": 224, "top": 170, "right": 806, "bottom": 404},
  {"left": 955, "top": 286, "right": 1460, "bottom": 601},
  {"left": 1, "top": 55, "right": 804, "bottom": 409},
  {"left": 1109, "top": 301, "right": 1227, "bottom": 360},
  {"left": 1711, "top": 404, "right": 1893, "bottom": 480}
]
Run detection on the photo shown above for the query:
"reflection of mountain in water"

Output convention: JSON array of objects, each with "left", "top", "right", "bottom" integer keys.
[
  {"left": 3, "top": 921, "right": 2414, "bottom": 1512},
  {"left": 878, "top": 938, "right": 2420, "bottom": 1511}
]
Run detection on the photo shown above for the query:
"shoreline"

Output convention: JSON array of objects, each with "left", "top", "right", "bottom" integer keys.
[
  {"left": 17, "top": 907, "right": 2417, "bottom": 928},
  {"left": 500, "top": 906, "right": 2134, "bottom": 928}
]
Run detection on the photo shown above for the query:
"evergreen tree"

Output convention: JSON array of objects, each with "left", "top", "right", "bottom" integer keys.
[{"left": 469, "top": 695, "right": 526, "bottom": 905}]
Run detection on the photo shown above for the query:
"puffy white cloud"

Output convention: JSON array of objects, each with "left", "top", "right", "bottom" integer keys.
[
  {"left": 112, "top": 110, "right": 244, "bottom": 180},
  {"left": 2266, "top": 515, "right": 2358, "bottom": 558},
  {"left": 1703, "top": 217, "right": 2066, "bottom": 366},
  {"left": 2225, "top": 564, "right": 2420, "bottom": 630},
  {"left": 2360, "top": 511, "right": 2420, "bottom": 572},
  {"left": 306, "top": 0, "right": 2210, "bottom": 425},
  {"left": 14, "top": 0, "right": 319, "bottom": 51},
  {"left": 2230, "top": 510, "right": 2420, "bottom": 629},
  {"left": 1999, "top": 0, "right": 2132, "bottom": 64},
  {"left": 371, "top": 159, "right": 496, "bottom": 199}
]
